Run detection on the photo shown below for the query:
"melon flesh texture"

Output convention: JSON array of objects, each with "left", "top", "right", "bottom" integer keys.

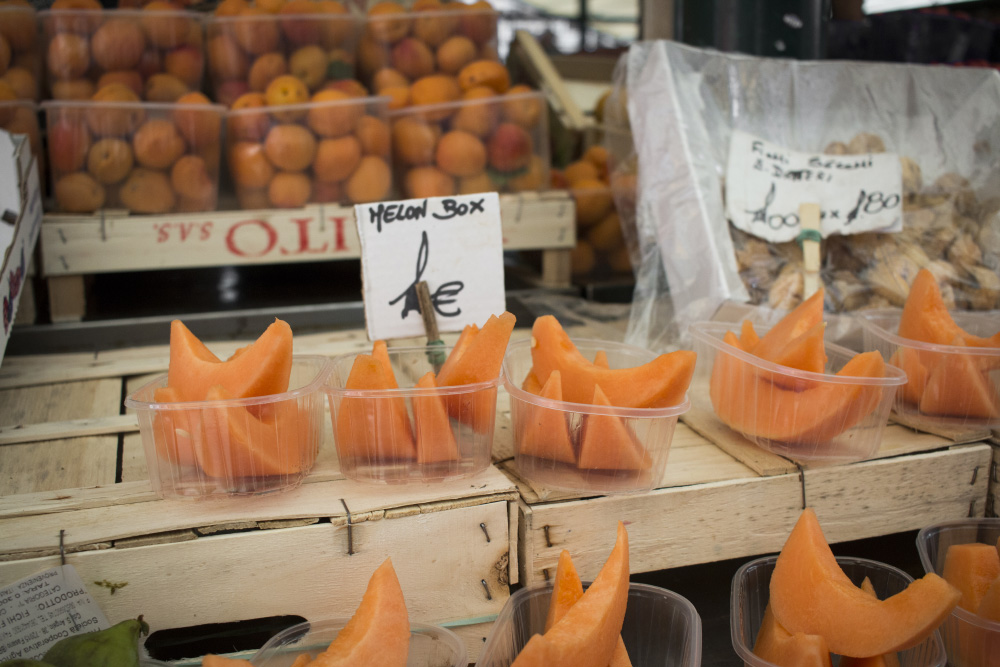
[
  {"left": 412, "top": 372, "right": 460, "bottom": 464},
  {"left": 710, "top": 332, "right": 886, "bottom": 444},
  {"left": 167, "top": 319, "right": 293, "bottom": 402},
  {"left": 899, "top": 269, "right": 1000, "bottom": 349},
  {"left": 977, "top": 575, "right": 1000, "bottom": 622},
  {"left": 577, "top": 385, "right": 651, "bottom": 471},
  {"left": 753, "top": 320, "right": 828, "bottom": 377},
  {"left": 287, "top": 654, "right": 311, "bottom": 667},
  {"left": 941, "top": 542, "right": 1000, "bottom": 613},
  {"left": 752, "top": 603, "right": 832, "bottom": 667},
  {"left": 333, "top": 355, "right": 416, "bottom": 462},
  {"left": 593, "top": 351, "right": 610, "bottom": 369},
  {"left": 769, "top": 508, "right": 960, "bottom": 658},
  {"left": 522, "top": 371, "right": 543, "bottom": 395},
  {"left": 152, "top": 385, "right": 198, "bottom": 468},
  {"left": 201, "top": 655, "right": 254, "bottom": 667},
  {"left": 740, "top": 320, "right": 761, "bottom": 350},
  {"left": 918, "top": 337, "right": 1000, "bottom": 420},
  {"left": 436, "top": 312, "right": 515, "bottom": 432},
  {"left": 512, "top": 522, "right": 630, "bottom": 667},
  {"left": 839, "top": 578, "right": 901, "bottom": 667},
  {"left": 544, "top": 549, "right": 632, "bottom": 667},
  {"left": 517, "top": 371, "right": 576, "bottom": 465},
  {"left": 309, "top": 558, "right": 409, "bottom": 667},
  {"left": 198, "top": 385, "right": 315, "bottom": 478},
  {"left": 530, "top": 316, "right": 696, "bottom": 409},
  {"left": 750, "top": 289, "right": 825, "bottom": 357},
  {"left": 889, "top": 347, "right": 928, "bottom": 406}
]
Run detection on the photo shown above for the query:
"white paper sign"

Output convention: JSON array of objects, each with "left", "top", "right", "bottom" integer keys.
[
  {"left": 725, "top": 130, "right": 903, "bottom": 243},
  {"left": 0, "top": 565, "right": 110, "bottom": 662},
  {"left": 355, "top": 193, "right": 505, "bottom": 340}
]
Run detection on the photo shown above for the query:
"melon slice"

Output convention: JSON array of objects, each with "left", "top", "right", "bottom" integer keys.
[
  {"left": 310, "top": 558, "right": 409, "bottom": 667},
  {"left": 287, "top": 654, "right": 311, "bottom": 667},
  {"left": 152, "top": 385, "right": 198, "bottom": 468},
  {"left": 593, "top": 351, "right": 610, "bottom": 369},
  {"left": 197, "top": 385, "right": 315, "bottom": 478},
  {"left": 522, "top": 371, "right": 543, "bottom": 395},
  {"left": 372, "top": 340, "right": 398, "bottom": 388},
  {"left": 167, "top": 319, "right": 293, "bottom": 402},
  {"left": 752, "top": 603, "right": 832, "bottom": 667},
  {"left": 942, "top": 542, "right": 1000, "bottom": 612},
  {"left": 577, "top": 385, "right": 651, "bottom": 471},
  {"left": 754, "top": 320, "right": 828, "bottom": 377},
  {"left": 511, "top": 522, "right": 630, "bottom": 667},
  {"left": 770, "top": 508, "right": 960, "bottom": 657},
  {"left": 530, "top": 316, "right": 696, "bottom": 409},
  {"left": 888, "top": 347, "right": 928, "bottom": 406},
  {"left": 544, "top": 549, "right": 632, "bottom": 667},
  {"left": 977, "top": 575, "right": 1000, "bottom": 622},
  {"left": 334, "top": 355, "right": 416, "bottom": 462},
  {"left": 412, "top": 372, "right": 460, "bottom": 464},
  {"left": 918, "top": 338, "right": 1000, "bottom": 420},
  {"left": 740, "top": 320, "right": 761, "bottom": 350},
  {"left": 839, "top": 579, "right": 901, "bottom": 667},
  {"left": 710, "top": 332, "right": 887, "bottom": 444},
  {"left": 750, "top": 289, "right": 825, "bottom": 357},
  {"left": 201, "top": 655, "right": 254, "bottom": 667},
  {"left": 899, "top": 269, "right": 1000, "bottom": 349},
  {"left": 436, "top": 312, "right": 515, "bottom": 432},
  {"left": 518, "top": 371, "right": 576, "bottom": 465}
]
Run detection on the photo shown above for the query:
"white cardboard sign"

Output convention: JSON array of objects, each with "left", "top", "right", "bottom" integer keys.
[
  {"left": 725, "top": 130, "right": 903, "bottom": 243},
  {"left": 0, "top": 565, "right": 110, "bottom": 662},
  {"left": 355, "top": 193, "right": 505, "bottom": 340}
]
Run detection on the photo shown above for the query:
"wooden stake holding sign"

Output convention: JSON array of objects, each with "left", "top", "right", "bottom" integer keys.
[{"left": 798, "top": 203, "right": 822, "bottom": 299}]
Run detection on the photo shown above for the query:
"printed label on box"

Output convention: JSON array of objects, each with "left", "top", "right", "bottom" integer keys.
[
  {"left": 725, "top": 130, "right": 903, "bottom": 243},
  {"left": 355, "top": 193, "right": 506, "bottom": 341},
  {"left": 0, "top": 565, "right": 110, "bottom": 662}
]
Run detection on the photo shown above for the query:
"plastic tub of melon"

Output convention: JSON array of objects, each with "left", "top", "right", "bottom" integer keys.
[
  {"left": 324, "top": 345, "right": 498, "bottom": 484},
  {"left": 916, "top": 518, "right": 1000, "bottom": 667},
  {"left": 858, "top": 309, "right": 1000, "bottom": 431},
  {"left": 124, "top": 355, "right": 328, "bottom": 499},
  {"left": 732, "top": 555, "right": 946, "bottom": 667},
  {"left": 477, "top": 581, "right": 702, "bottom": 667},
  {"left": 688, "top": 321, "right": 906, "bottom": 464},
  {"left": 502, "top": 338, "right": 690, "bottom": 496},
  {"left": 249, "top": 618, "right": 467, "bottom": 667}
]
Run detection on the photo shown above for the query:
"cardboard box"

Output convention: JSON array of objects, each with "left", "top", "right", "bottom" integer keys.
[{"left": 0, "top": 129, "right": 43, "bottom": 366}]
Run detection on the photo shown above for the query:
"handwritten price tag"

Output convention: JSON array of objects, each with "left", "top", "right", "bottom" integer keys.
[
  {"left": 725, "top": 130, "right": 903, "bottom": 243},
  {"left": 355, "top": 193, "right": 505, "bottom": 340}
]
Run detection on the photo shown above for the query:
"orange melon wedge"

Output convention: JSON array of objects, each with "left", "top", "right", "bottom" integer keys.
[
  {"left": 372, "top": 340, "right": 398, "bottom": 388},
  {"left": 287, "top": 654, "right": 312, "bottom": 667},
  {"left": 710, "top": 332, "right": 887, "bottom": 444},
  {"left": 593, "top": 350, "right": 610, "bottom": 369},
  {"left": 530, "top": 316, "right": 695, "bottom": 409},
  {"left": 436, "top": 312, "right": 516, "bottom": 432},
  {"left": 942, "top": 542, "right": 1000, "bottom": 613},
  {"left": 522, "top": 371, "right": 543, "bottom": 395},
  {"left": 544, "top": 549, "right": 632, "bottom": 667},
  {"left": 577, "top": 385, "right": 651, "bottom": 471},
  {"left": 900, "top": 269, "right": 1000, "bottom": 349},
  {"left": 201, "top": 655, "right": 254, "bottom": 667},
  {"left": 977, "top": 575, "right": 1000, "bottom": 622},
  {"left": 197, "top": 385, "right": 315, "bottom": 478},
  {"left": 888, "top": 347, "right": 928, "bottom": 406},
  {"left": 918, "top": 338, "right": 1000, "bottom": 420},
  {"left": 334, "top": 355, "right": 416, "bottom": 462},
  {"left": 310, "top": 558, "right": 409, "bottom": 667},
  {"left": 517, "top": 371, "right": 576, "bottom": 465},
  {"left": 167, "top": 319, "right": 293, "bottom": 402},
  {"left": 740, "top": 320, "right": 761, "bottom": 350},
  {"left": 152, "top": 385, "right": 199, "bottom": 468},
  {"left": 753, "top": 320, "right": 828, "bottom": 378},
  {"left": 770, "top": 508, "right": 960, "bottom": 657},
  {"left": 750, "top": 289, "right": 825, "bottom": 357},
  {"left": 839, "top": 579, "right": 901, "bottom": 667},
  {"left": 412, "top": 372, "right": 460, "bottom": 464},
  {"left": 752, "top": 603, "right": 832, "bottom": 667},
  {"left": 512, "top": 522, "right": 630, "bottom": 667}
]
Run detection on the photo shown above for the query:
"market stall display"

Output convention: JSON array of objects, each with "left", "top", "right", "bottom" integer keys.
[{"left": 0, "top": 2, "right": 42, "bottom": 102}]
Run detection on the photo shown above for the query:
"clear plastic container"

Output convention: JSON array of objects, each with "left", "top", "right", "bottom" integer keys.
[
  {"left": 0, "top": 100, "right": 43, "bottom": 185},
  {"left": 732, "top": 555, "right": 946, "bottom": 667},
  {"left": 43, "top": 99, "right": 225, "bottom": 215},
  {"left": 205, "top": 9, "right": 362, "bottom": 107},
  {"left": 477, "top": 581, "right": 702, "bottom": 667},
  {"left": 225, "top": 95, "right": 392, "bottom": 209},
  {"left": 502, "top": 337, "right": 689, "bottom": 495},
  {"left": 915, "top": 519, "right": 1000, "bottom": 667},
  {"left": 0, "top": 4, "right": 43, "bottom": 102},
  {"left": 388, "top": 89, "right": 550, "bottom": 197},
  {"left": 124, "top": 355, "right": 328, "bottom": 499},
  {"left": 325, "top": 345, "right": 498, "bottom": 483},
  {"left": 249, "top": 618, "right": 467, "bottom": 667},
  {"left": 357, "top": 4, "right": 500, "bottom": 89},
  {"left": 689, "top": 321, "right": 906, "bottom": 464},
  {"left": 859, "top": 309, "right": 1000, "bottom": 430},
  {"left": 40, "top": 8, "right": 205, "bottom": 101}
]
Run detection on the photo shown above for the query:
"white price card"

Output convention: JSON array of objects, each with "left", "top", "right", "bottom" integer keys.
[
  {"left": 355, "top": 192, "right": 506, "bottom": 341},
  {"left": 0, "top": 565, "right": 110, "bottom": 662},
  {"left": 725, "top": 130, "right": 903, "bottom": 243}
]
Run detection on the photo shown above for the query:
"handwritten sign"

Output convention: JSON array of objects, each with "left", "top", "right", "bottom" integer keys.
[
  {"left": 355, "top": 193, "right": 505, "bottom": 340},
  {"left": 725, "top": 130, "right": 903, "bottom": 243},
  {"left": 0, "top": 565, "right": 110, "bottom": 662}
]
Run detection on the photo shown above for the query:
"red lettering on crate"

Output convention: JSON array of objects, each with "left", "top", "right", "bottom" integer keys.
[
  {"left": 154, "top": 222, "right": 214, "bottom": 243},
  {"left": 226, "top": 219, "right": 278, "bottom": 257},
  {"left": 281, "top": 218, "right": 328, "bottom": 255},
  {"left": 331, "top": 216, "right": 347, "bottom": 252}
]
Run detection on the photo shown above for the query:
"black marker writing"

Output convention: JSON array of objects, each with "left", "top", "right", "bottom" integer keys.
[
  {"left": 433, "top": 197, "right": 485, "bottom": 220},
  {"left": 389, "top": 231, "right": 465, "bottom": 319}
]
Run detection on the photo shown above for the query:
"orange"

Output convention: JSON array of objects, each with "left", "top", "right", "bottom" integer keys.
[
  {"left": 133, "top": 118, "right": 187, "bottom": 169},
  {"left": 87, "top": 138, "right": 134, "bottom": 185},
  {"left": 344, "top": 155, "right": 391, "bottom": 203},
  {"left": 451, "top": 85, "right": 498, "bottom": 137},
  {"left": 229, "top": 141, "right": 275, "bottom": 189},
  {"left": 313, "top": 135, "right": 362, "bottom": 182},
  {"left": 248, "top": 52, "right": 288, "bottom": 93},
  {"left": 306, "top": 88, "right": 362, "bottom": 137},
  {"left": 457, "top": 59, "right": 508, "bottom": 93},
  {"left": 355, "top": 115, "right": 390, "bottom": 157},
  {"left": 170, "top": 154, "right": 215, "bottom": 203},
  {"left": 405, "top": 165, "right": 455, "bottom": 198},
  {"left": 268, "top": 170, "right": 311, "bottom": 208},
  {"left": 391, "top": 116, "right": 438, "bottom": 166},
  {"left": 119, "top": 167, "right": 176, "bottom": 213},
  {"left": 173, "top": 91, "right": 220, "bottom": 150},
  {"left": 228, "top": 92, "right": 270, "bottom": 142},
  {"left": 54, "top": 172, "right": 105, "bottom": 213},
  {"left": 289, "top": 45, "right": 328, "bottom": 91},
  {"left": 436, "top": 35, "right": 476, "bottom": 74},
  {"left": 265, "top": 74, "right": 310, "bottom": 121},
  {"left": 366, "top": 1, "right": 411, "bottom": 43},
  {"left": 435, "top": 129, "right": 485, "bottom": 178},
  {"left": 264, "top": 123, "right": 317, "bottom": 172},
  {"left": 501, "top": 84, "right": 542, "bottom": 128},
  {"left": 409, "top": 73, "right": 461, "bottom": 119}
]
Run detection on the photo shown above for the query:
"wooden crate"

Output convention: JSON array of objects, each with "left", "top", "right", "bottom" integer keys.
[
  {"left": 39, "top": 191, "right": 576, "bottom": 322},
  {"left": 0, "top": 328, "right": 519, "bottom": 662},
  {"left": 989, "top": 434, "right": 1000, "bottom": 517}
]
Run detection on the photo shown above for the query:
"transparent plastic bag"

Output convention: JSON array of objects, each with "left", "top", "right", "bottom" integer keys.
[{"left": 618, "top": 41, "right": 1000, "bottom": 351}]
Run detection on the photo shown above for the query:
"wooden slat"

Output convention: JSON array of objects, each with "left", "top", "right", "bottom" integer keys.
[
  {"left": 0, "top": 414, "right": 138, "bottom": 446},
  {"left": 989, "top": 442, "right": 999, "bottom": 518},
  {"left": 40, "top": 192, "right": 575, "bottom": 277},
  {"left": 890, "top": 410, "right": 994, "bottom": 444}
]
